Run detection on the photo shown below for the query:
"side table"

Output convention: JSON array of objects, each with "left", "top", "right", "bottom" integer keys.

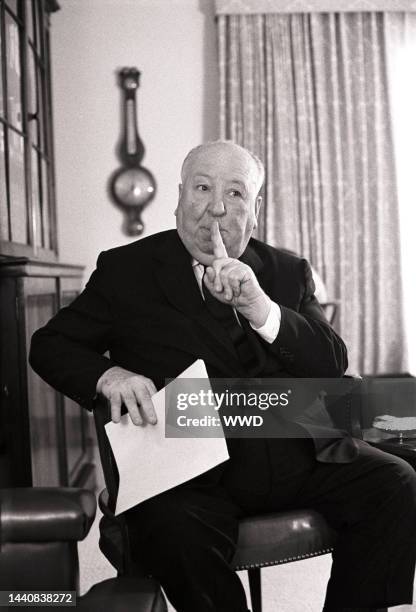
[{"left": 363, "top": 428, "right": 416, "bottom": 470}]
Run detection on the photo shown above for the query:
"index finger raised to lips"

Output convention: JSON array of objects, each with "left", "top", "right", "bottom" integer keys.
[{"left": 211, "top": 222, "right": 228, "bottom": 259}]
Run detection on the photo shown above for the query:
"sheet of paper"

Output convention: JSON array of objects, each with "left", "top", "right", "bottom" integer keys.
[{"left": 105, "top": 360, "right": 229, "bottom": 515}]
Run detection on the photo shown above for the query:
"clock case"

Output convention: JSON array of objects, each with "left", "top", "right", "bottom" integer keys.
[{"left": 109, "top": 68, "right": 156, "bottom": 235}]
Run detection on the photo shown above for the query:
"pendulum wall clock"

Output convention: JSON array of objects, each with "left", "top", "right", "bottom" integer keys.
[{"left": 110, "top": 68, "right": 156, "bottom": 235}]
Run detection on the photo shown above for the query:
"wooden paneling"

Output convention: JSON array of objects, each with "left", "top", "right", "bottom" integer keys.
[
  {"left": 25, "top": 287, "right": 61, "bottom": 485},
  {"left": 0, "top": 276, "right": 32, "bottom": 485}
]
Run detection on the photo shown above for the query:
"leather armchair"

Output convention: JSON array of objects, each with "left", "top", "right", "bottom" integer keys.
[
  {"left": 0, "top": 487, "right": 167, "bottom": 612},
  {"left": 94, "top": 377, "right": 362, "bottom": 612}
]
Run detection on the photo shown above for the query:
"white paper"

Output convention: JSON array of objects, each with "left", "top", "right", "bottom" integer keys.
[{"left": 105, "top": 360, "right": 229, "bottom": 515}]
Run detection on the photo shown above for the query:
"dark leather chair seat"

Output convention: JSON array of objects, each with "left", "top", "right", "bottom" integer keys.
[{"left": 232, "top": 509, "right": 337, "bottom": 571}]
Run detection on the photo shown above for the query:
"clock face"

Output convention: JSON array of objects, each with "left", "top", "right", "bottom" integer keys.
[{"left": 112, "top": 167, "right": 156, "bottom": 207}]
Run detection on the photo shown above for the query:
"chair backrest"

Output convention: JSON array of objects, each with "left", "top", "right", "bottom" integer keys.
[
  {"left": 324, "top": 375, "right": 363, "bottom": 439},
  {"left": 360, "top": 373, "right": 415, "bottom": 428},
  {"left": 93, "top": 398, "right": 120, "bottom": 513},
  {"left": 320, "top": 301, "right": 340, "bottom": 326},
  {"left": 93, "top": 398, "right": 147, "bottom": 576}
]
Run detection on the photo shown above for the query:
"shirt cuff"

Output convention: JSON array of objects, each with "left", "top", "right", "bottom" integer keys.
[{"left": 250, "top": 300, "right": 281, "bottom": 343}]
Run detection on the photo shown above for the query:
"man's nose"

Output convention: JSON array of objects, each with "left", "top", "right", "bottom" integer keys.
[{"left": 208, "top": 193, "right": 226, "bottom": 216}]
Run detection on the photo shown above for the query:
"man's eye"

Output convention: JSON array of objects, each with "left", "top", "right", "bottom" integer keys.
[
  {"left": 229, "top": 189, "right": 242, "bottom": 198},
  {"left": 196, "top": 184, "right": 209, "bottom": 192}
]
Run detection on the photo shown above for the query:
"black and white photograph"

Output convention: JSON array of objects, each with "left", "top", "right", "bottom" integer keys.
[{"left": 0, "top": 1, "right": 416, "bottom": 610}]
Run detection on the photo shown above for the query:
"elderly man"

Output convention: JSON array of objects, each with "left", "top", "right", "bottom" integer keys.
[{"left": 30, "top": 141, "right": 416, "bottom": 612}]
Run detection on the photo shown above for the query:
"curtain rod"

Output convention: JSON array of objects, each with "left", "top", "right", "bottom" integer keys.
[{"left": 215, "top": 0, "right": 416, "bottom": 14}]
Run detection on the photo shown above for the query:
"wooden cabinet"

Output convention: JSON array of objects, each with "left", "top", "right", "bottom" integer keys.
[
  {"left": 0, "top": 2, "right": 96, "bottom": 489},
  {"left": 0, "top": 258, "right": 96, "bottom": 488},
  {"left": 0, "top": 2, "right": 97, "bottom": 489}
]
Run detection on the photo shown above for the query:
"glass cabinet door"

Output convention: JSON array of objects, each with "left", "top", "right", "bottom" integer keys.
[
  {"left": 0, "top": 124, "right": 8, "bottom": 241},
  {"left": 3, "top": 5, "right": 27, "bottom": 245},
  {"left": 0, "top": 0, "right": 57, "bottom": 258}
]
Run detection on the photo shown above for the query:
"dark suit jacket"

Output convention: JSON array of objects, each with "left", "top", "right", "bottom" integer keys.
[{"left": 29, "top": 230, "right": 357, "bottom": 494}]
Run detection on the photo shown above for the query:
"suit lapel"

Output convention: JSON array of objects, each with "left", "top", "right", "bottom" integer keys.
[
  {"left": 239, "top": 240, "right": 263, "bottom": 274},
  {"left": 153, "top": 231, "right": 245, "bottom": 375},
  {"left": 153, "top": 231, "right": 204, "bottom": 319}
]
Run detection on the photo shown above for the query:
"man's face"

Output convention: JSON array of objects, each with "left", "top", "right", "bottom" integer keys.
[{"left": 175, "top": 144, "right": 262, "bottom": 265}]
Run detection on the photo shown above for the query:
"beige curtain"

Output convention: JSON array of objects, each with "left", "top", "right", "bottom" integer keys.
[
  {"left": 384, "top": 13, "right": 416, "bottom": 375},
  {"left": 218, "top": 12, "right": 407, "bottom": 375}
]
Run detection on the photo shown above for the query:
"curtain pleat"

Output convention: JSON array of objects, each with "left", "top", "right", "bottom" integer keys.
[{"left": 218, "top": 12, "right": 406, "bottom": 374}]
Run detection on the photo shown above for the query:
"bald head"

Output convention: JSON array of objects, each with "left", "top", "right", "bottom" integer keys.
[{"left": 181, "top": 140, "right": 265, "bottom": 197}]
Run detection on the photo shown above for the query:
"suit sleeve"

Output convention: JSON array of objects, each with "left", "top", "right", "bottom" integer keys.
[
  {"left": 29, "top": 252, "right": 118, "bottom": 410},
  {"left": 268, "top": 259, "right": 348, "bottom": 377}
]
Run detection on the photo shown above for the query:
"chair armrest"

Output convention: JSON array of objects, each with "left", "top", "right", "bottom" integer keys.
[{"left": 0, "top": 487, "right": 96, "bottom": 543}]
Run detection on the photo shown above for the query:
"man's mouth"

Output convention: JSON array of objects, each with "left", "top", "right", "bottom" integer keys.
[{"left": 199, "top": 226, "right": 227, "bottom": 236}]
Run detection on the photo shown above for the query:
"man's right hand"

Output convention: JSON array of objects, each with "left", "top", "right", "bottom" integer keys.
[{"left": 96, "top": 366, "right": 157, "bottom": 426}]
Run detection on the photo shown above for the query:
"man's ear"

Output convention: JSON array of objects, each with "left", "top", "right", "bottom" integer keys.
[
  {"left": 253, "top": 195, "right": 262, "bottom": 228},
  {"left": 174, "top": 183, "right": 183, "bottom": 216}
]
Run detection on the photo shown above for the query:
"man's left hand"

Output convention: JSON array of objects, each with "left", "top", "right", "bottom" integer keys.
[{"left": 203, "top": 222, "right": 271, "bottom": 328}]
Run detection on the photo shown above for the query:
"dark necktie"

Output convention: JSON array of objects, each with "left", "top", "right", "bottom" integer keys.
[{"left": 202, "top": 268, "right": 258, "bottom": 373}]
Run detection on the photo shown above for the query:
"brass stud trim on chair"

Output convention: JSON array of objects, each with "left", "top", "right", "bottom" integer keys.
[{"left": 234, "top": 547, "right": 335, "bottom": 571}]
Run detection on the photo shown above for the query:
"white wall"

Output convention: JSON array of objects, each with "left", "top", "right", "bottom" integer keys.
[{"left": 51, "top": 0, "right": 218, "bottom": 280}]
